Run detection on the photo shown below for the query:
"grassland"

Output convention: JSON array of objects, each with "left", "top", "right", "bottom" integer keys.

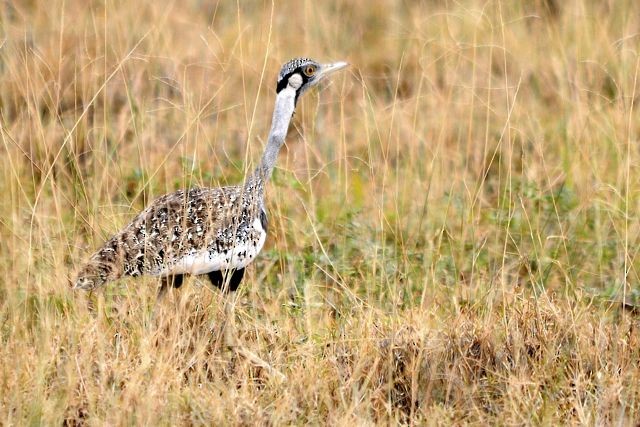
[{"left": 2, "top": 0, "right": 640, "bottom": 424}]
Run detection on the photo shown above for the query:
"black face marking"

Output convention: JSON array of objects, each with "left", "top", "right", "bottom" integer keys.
[
  {"left": 278, "top": 57, "right": 313, "bottom": 82},
  {"left": 276, "top": 70, "right": 311, "bottom": 97},
  {"left": 275, "top": 57, "right": 320, "bottom": 101}
]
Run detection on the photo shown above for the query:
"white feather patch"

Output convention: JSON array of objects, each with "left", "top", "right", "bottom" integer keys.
[{"left": 158, "top": 217, "right": 267, "bottom": 276}]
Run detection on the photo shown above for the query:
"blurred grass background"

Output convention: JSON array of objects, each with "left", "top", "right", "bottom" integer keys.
[{"left": 1, "top": 0, "right": 640, "bottom": 424}]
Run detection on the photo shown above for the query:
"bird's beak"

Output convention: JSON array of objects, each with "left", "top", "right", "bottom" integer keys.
[{"left": 318, "top": 61, "right": 349, "bottom": 79}]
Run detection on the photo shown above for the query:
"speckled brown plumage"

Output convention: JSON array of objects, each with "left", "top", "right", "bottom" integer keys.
[{"left": 74, "top": 179, "right": 266, "bottom": 290}]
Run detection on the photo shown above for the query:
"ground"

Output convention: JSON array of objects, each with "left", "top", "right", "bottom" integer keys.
[{"left": 1, "top": 0, "right": 640, "bottom": 424}]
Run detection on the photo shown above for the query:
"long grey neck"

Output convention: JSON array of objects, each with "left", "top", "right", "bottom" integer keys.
[{"left": 247, "top": 86, "right": 297, "bottom": 193}]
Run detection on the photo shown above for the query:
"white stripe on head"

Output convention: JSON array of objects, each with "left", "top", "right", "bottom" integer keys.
[{"left": 288, "top": 73, "right": 303, "bottom": 89}]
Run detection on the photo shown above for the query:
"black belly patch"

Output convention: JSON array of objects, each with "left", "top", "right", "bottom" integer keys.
[{"left": 206, "top": 268, "right": 245, "bottom": 292}]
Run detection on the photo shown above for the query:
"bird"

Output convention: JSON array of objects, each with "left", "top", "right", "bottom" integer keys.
[{"left": 73, "top": 58, "right": 348, "bottom": 298}]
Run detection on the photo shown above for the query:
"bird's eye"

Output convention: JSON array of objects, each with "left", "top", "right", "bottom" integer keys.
[{"left": 303, "top": 65, "right": 317, "bottom": 76}]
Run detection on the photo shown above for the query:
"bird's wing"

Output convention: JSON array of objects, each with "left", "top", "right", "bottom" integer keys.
[{"left": 74, "top": 185, "right": 254, "bottom": 289}]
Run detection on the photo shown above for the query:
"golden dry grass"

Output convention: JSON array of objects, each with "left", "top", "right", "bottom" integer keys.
[{"left": 2, "top": 0, "right": 640, "bottom": 424}]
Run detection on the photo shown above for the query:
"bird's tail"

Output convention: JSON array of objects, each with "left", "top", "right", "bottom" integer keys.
[{"left": 73, "top": 240, "right": 125, "bottom": 290}]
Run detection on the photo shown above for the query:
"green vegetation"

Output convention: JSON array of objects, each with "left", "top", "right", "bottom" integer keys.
[{"left": 1, "top": 0, "right": 640, "bottom": 424}]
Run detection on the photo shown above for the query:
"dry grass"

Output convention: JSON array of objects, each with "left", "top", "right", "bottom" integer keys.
[{"left": 2, "top": 0, "right": 640, "bottom": 424}]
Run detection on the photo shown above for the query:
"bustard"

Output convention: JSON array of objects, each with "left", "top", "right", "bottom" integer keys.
[{"left": 74, "top": 57, "right": 347, "bottom": 298}]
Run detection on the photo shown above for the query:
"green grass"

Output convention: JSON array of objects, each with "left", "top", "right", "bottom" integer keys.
[{"left": 1, "top": 0, "right": 640, "bottom": 424}]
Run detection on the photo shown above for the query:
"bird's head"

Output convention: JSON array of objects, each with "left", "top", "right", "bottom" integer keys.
[{"left": 276, "top": 57, "right": 348, "bottom": 104}]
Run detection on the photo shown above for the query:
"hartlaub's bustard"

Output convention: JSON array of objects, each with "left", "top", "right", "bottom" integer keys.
[{"left": 74, "top": 58, "right": 347, "bottom": 298}]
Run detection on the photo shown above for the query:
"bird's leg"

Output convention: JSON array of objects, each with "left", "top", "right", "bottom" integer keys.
[
  {"left": 214, "top": 271, "right": 286, "bottom": 381},
  {"left": 207, "top": 270, "right": 224, "bottom": 289},
  {"left": 204, "top": 268, "right": 286, "bottom": 378},
  {"left": 206, "top": 269, "right": 241, "bottom": 345},
  {"left": 206, "top": 268, "right": 244, "bottom": 292},
  {"left": 157, "top": 278, "right": 170, "bottom": 301},
  {"left": 222, "top": 293, "right": 238, "bottom": 347},
  {"left": 157, "top": 274, "right": 185, "bottom": 301},
  {"left": 172, "top": 274, "right": 185, "bottom": 289},
  {"left": 151, "top": 274, "right": 185, "bottom": 324},
  {"left": 213, "top": 269, "right": 239, "bottom": 347},
  {"left": 227, "top": 268, "right": 245, "bottom": 292}
]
